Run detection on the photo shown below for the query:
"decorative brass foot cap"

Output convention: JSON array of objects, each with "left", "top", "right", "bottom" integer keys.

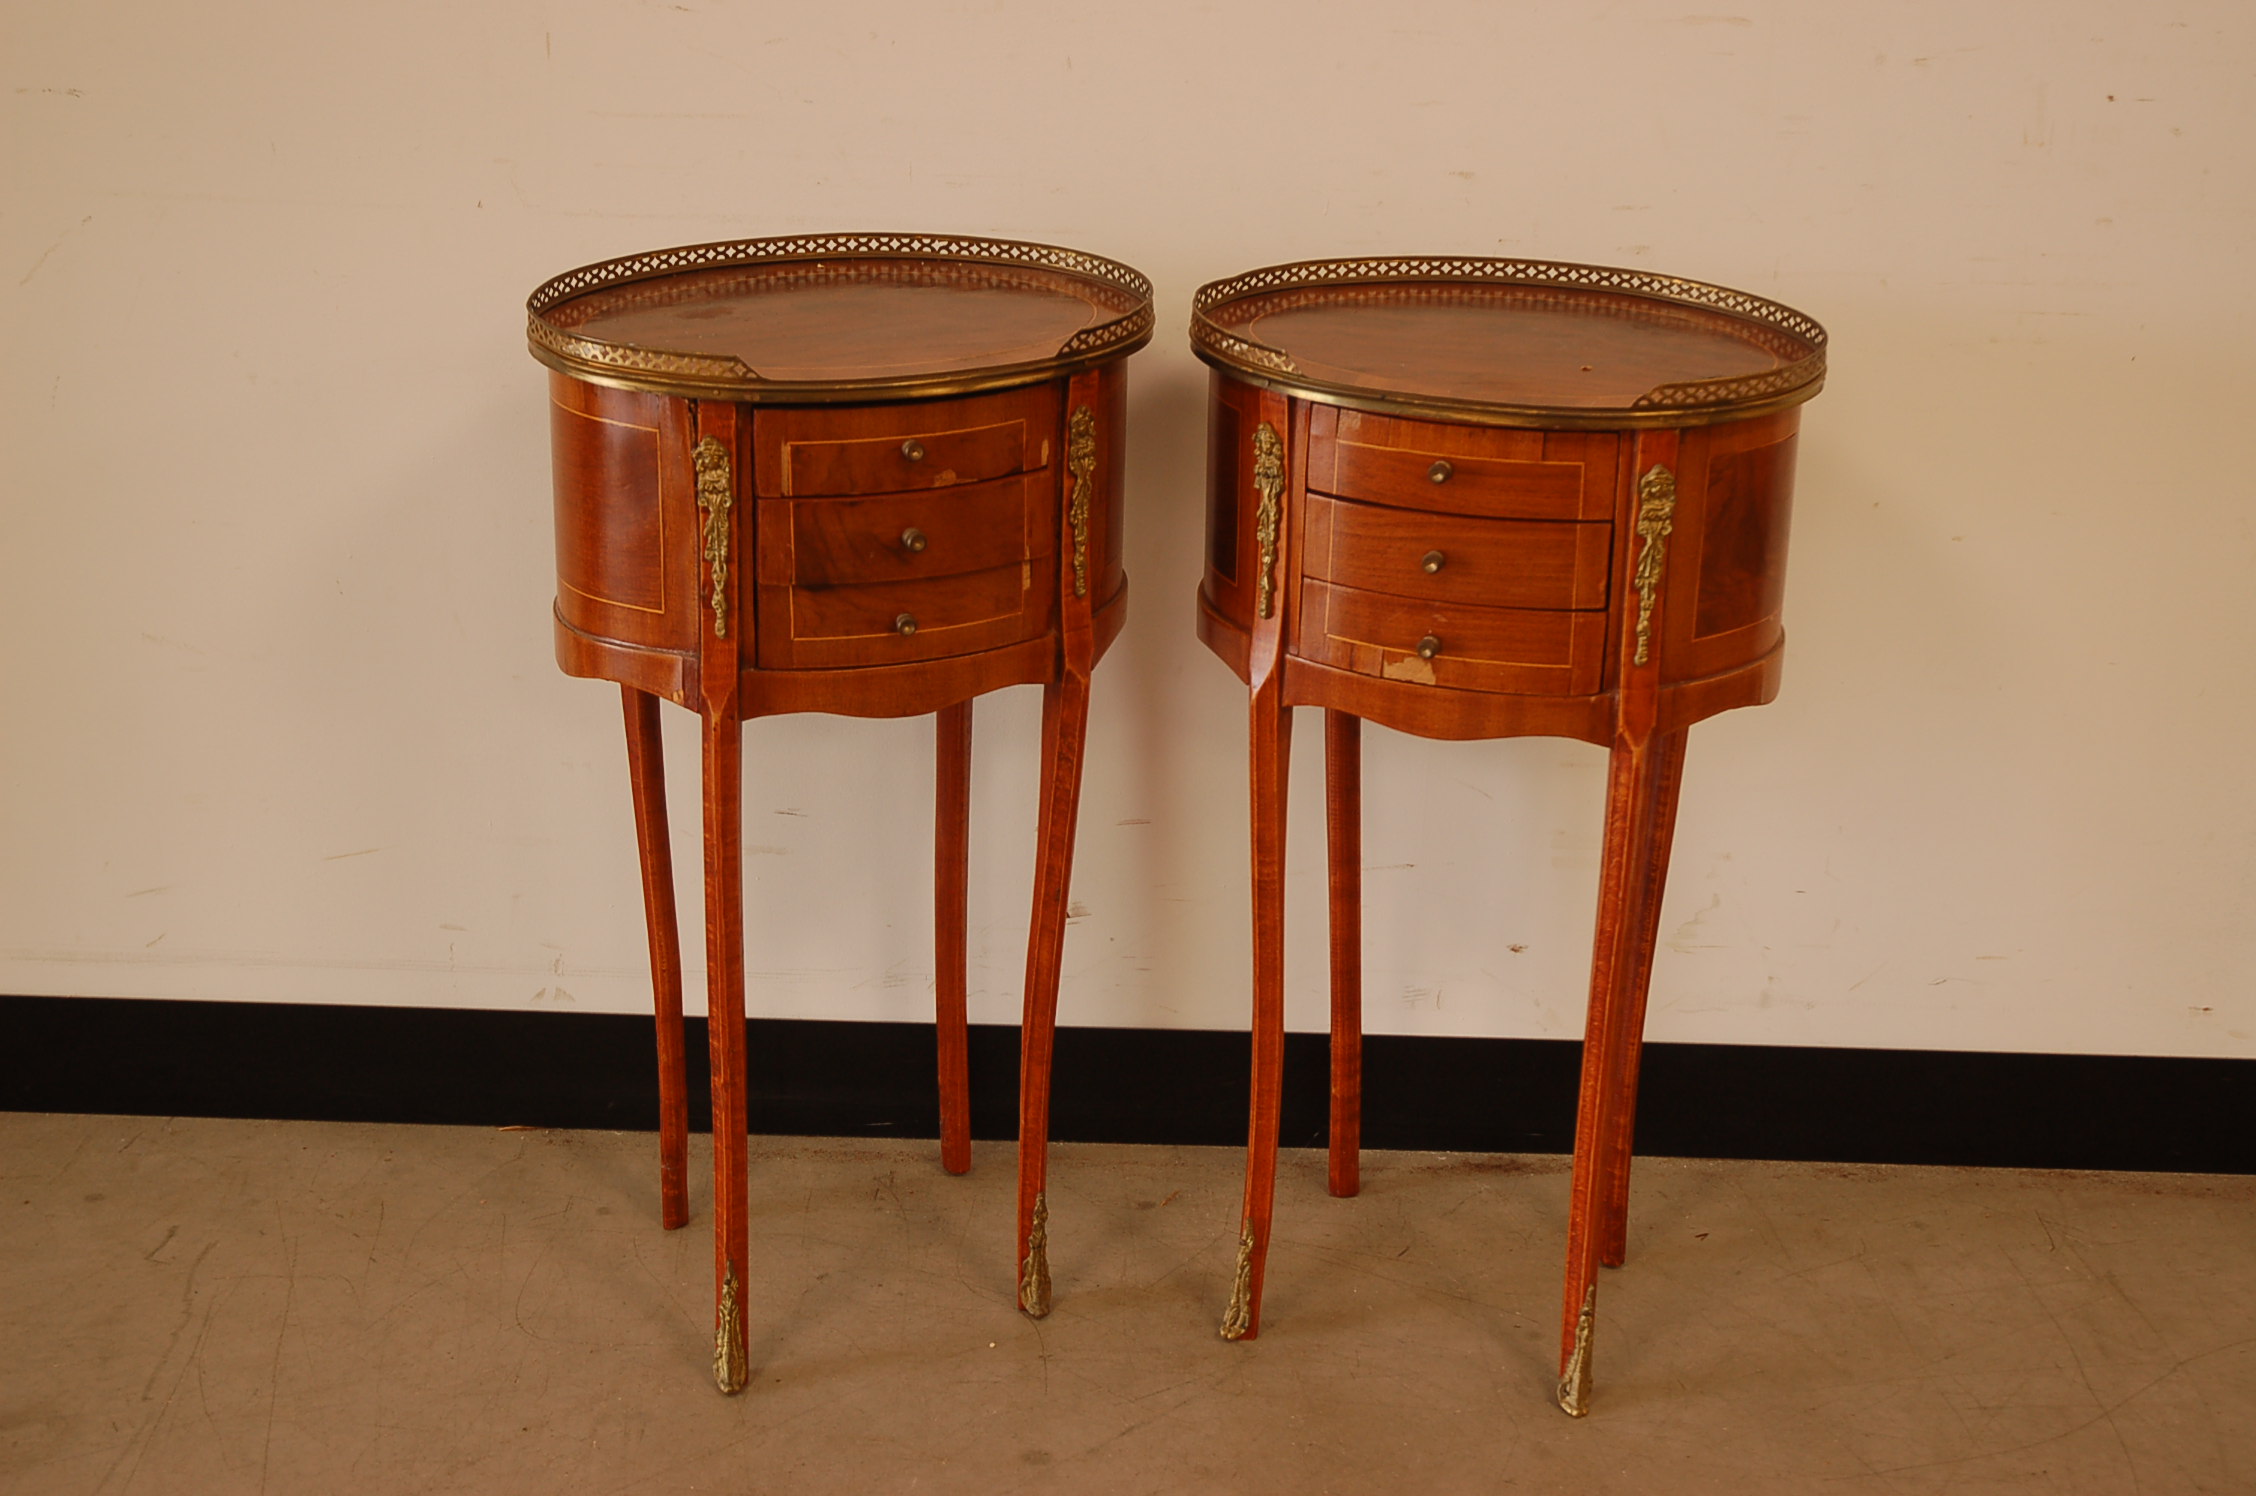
[
  {"left": 1555, "top": 1284, "right": 1596, "bottom": 1417},
  {"left": 713, "top": 1262, "right": 748, "bottom": 1395},
  {"left": 1218, "top": 1222, "right": 1257, "bottom": 1341},
  {"left": 1017, "top": 1192, "right": 1052, "bottom": 1318}
]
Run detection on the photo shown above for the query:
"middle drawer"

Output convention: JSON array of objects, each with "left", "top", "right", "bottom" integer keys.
[
  {"left": 1301, "top": 493, "right": 1612, "bottom": 612},
  {"left": 755, "top": 475, "right": 1048, "bottom": 588},
  {"left": 753, "top": 472, "right": 1055, "bottom": 670}
]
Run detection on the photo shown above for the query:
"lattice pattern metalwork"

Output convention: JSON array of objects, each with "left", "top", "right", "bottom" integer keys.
[
  {"left": 528, "top": 233, "right": 1154, "bottom": 396},
  {"left": 1190, "top": 255, "right": 1826, "bottom": 416}
]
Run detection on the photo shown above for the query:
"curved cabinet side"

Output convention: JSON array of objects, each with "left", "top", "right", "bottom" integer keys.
[
  {"left": 1661, "top": 408, "right": 1800, "bottom": 691},
  {"left": 549, "top": 372, "right": 700, "bottom": 674},
  {"left": 1197, "top": 370, "right": 1265, "bottom": 661}
]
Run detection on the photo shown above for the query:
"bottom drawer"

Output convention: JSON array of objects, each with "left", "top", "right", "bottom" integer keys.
[
  {"left": 756, "top": 560, "right": 1053, "bottom": 670},
  {"left": 1297, "top": 579, "right": 1605, "bottom": 695}
]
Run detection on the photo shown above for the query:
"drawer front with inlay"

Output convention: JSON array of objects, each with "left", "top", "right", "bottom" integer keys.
[
  {"left": 1302, "top": 493, "right": 1610, "bottom": 612},
  {"left": 753, "top": 384, "right": 1060, "bottom": 498},
  {"left": 755, "top": 475, "right": 1048, "bottom": 589},
  {"left": 1310, "top": 410, "right": 1617, "bottom": 522},
  {"left": 755, "top": 559, "right": 1055, "bottom": 671},
  {"left": 1297, "top": 579, "right": 1606, "bottom": 696}
]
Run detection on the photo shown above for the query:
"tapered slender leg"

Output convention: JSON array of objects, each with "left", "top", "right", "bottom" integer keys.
[
  {"left": 1015, "top": 673, "right": 1090, "bottom": 1316},
  {"left": 1223, "top": 693, "right": 1292, "bottom": 1340},
  {"left": 1598, "top": 729, "right": 1690, "bottom": 1267},
  {"left": 702, "top": 706, "right": 749, "bottom": 1395},
  {"left": 1558, "top": 732, "right": 1677, "bottom": 1416},
  {"left": 621, "top": 687, "right": 690, "bottom": 1231},
  {"left": 933, "top": 700, "right": 974, "bottom": 1176},
  {"left": 1324, "top": 710, "right": 1363, "bottom": 1199}
]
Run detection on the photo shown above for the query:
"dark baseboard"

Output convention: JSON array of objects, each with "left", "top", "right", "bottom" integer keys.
[{"left": 2, "top": 995, "right": 2247, "bottom": 1173}]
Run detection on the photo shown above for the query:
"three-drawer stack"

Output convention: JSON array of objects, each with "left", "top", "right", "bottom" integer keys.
[
  {"left": 1293, "top": 406, "right": 1616, "bottom": 696},
  {"left": 752, "top": 385, "right": 1063, "bottom": 670}
]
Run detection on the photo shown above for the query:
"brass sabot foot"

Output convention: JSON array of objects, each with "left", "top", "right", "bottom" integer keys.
[
  {"left": 1017, "top": 1192, "right": 1052, "bottom": 1318},
  {"left": 713, "top": 1262, "right": 748, "bottom": 1395},
  {"left": 1555, "top": 1284, "right": 1596, "bottom": 1417},
  {"left": 1218, "top": 1222, "right": 1256, "bottom": 1341}
]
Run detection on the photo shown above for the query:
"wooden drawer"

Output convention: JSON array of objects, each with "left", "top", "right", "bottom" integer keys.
[
  {"left": 1309, "top": 409, "right": 1616, "bottom": 521},
  {"left": 755, "top": 559, "right": 1054, "bottom": 670},
  {"left": 752, "top": 384, "right": 1060, "bottom": 498},
  {"left": 1302, "top": 493, "right": 1610, "bottom": 612},
  {"left": 1297, "top": 579, "right": 1606, "bottom": 696},
  {"left": 755, "top": 474, "right": 1048, "bottom": 588}
]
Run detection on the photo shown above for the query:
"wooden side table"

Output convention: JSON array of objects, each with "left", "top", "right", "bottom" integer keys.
[
  {"left": 1190, "top": 256, "right": 1827, "bottom": 1414},
  {"left": 527, "top": 234, "right": 1151, "bottom": 1391}
]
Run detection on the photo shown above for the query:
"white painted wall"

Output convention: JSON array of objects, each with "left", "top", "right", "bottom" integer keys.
[{"left": 5, "top": 1, "right": 2251, "bottom": 1059}]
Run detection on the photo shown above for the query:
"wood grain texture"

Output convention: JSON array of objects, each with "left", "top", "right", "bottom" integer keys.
[
  {"left": 694, "top": 393, "right": 749, "bottom": 1393},
  {"left": 550, "top": 258, "right": 1122, "bottom": 394},
  {"left": 1199, "top": 274, "right": 1820, "bottom": 416},
  {"left": 1558, "top": 728, "right": 1675, "bottom": 1396},
  {"left": 934, "top": 700, "right": 972, "bottom": 1177},
  {"left": 1226, "top": 389, "right": 1303, "bottom": 1343},
  {"left": 752, "top": 384, "right": 1057, "bottom": 498},
  {"left": 621, "top": 686, "right": 689, "bottom": 1231},
  {"left": 759, "top": 476, "right": 1044, "bottom": 588},
  {"left": 1302, "top": 493, "right": 1611, "bottom": 611},
  {"left": 1324, "top": 427, "right": 1612, "bottom": 521},
  {"left": 1014, "top": 673, "right": 1089, "bottom": 1315},
  {"left": 1298, "top": 579, "right": 1608, "bottom": 697},
  {"left": 1598, "top": 728, "right": 1689, "bottom": 1266},
  {"left": 754, "top": 558, "right": 1054, "bottom": 671},
  {"left": 549, "top": 374, "right": 699, "bottom": 652},
  {"left": 1325, "top": 710, "right": 1362, "bottom": 1200}
]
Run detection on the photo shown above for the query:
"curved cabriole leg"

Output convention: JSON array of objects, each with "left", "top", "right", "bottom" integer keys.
[
  {"left": 621, "top": 686, "right": 690, "bottom": 1231},
  {"left": 702, "top": 706, "right": 749, "bottom": 1395},
  {"left": 1557, "top": 730, "right": 1679, "bottom": 1416},
  {"left": 935, "top": 700, "right": 974, "bottom": 1177},
  {"left": 1015, "top": 673, "right": 1090, "bottom": 1316},
  {"left": 1224, "top": 692, "right": 1292, "bottom": 1340},
  {"left": 1598, "top": 729, "right": 1690, "bottom": 1267},
  {"left": 1325, "top": 710, "right": 1363, "bottom": 1199}
]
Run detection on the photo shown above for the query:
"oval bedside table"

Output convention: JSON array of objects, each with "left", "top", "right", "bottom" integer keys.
[
  {"left": 527, "top": 233, "right": 1152, "bottom": 1392},
  {"left": 1189, "top": 256, "right": 1826, "bottom": 1415}
]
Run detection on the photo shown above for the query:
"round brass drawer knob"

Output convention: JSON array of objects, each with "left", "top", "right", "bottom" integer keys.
[
  {"left": 1421, "top": 550, "right": 1446, "bottom": 574},
  {"left": 1416, "top": 635, "right": 1442, "bottom": 661},
  {"left": 901, "top": 527, "right": 929, "bottom": 553},
  {"left": 1427, "top": 459, "right": 1452, "bottom": 483},
  {"left": 901, "top": 439, "right": 926, "bottom": 462},
  {"left": 894, "top": 613, "right": 919, "bottom": 636}
]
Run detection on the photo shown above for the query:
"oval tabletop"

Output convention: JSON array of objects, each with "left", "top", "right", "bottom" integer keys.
[
  {"left": 529, "top": 233, "right": 1154, "bottom": 403},
  {"left": 1191, "top": 257, "right": 1826, "bottom": 429}
]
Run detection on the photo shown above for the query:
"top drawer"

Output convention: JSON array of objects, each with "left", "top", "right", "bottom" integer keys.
[
  {"left": 1309, "top": 409, "right": 1617, "bottom": 522},
  {"left": 752, "top": 383, "right": 1060, "bottom": 498}
]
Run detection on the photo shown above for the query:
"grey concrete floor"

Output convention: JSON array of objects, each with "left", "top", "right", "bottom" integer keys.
[{"left": 2, "top": 1114, "right": 2251, "bottom": 1494}]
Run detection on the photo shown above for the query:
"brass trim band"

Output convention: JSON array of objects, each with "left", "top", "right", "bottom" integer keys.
[{"left": 529, "top": 233, "right": 1155, "bottom": 402}]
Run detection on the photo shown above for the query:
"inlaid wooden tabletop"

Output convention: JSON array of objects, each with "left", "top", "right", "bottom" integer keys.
[
  {"left": 529, "top": 234, "right": 1153, "bottom": 402},
  {"left": 1191, "top": 259, "right": 1826, "bottom": 427}
]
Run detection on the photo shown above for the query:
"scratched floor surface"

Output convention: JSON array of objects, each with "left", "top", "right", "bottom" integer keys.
[{"left": 3, "top": 1113, "right": 2251, "bottom": 1494}]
